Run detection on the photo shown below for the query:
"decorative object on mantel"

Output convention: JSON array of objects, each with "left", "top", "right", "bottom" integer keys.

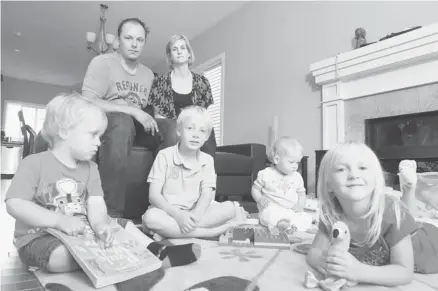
[
  {"left": 86, "top": 4, "right": 118, "bottom": 55},
  {"left": 379, "top": 26, "right": 422, "bottom": 42},
  {"left": 353, "top": 26, "right": 423, "bottom": 50},
  {"left": 354, "top": 27, "right": 367, "bottom": 49}
]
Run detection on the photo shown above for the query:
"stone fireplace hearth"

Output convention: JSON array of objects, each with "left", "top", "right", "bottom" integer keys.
[{"left": 310, "top": 22, "right": 438, "bottom": 156}]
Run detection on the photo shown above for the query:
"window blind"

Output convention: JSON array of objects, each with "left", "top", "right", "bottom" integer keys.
[{"left": 203, "top": 62, "right": 222, "bottom": 145}]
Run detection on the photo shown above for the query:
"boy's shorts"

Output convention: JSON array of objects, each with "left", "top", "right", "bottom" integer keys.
[
  {"left": 18, "top": 234, "right": 63, "bottom": 270},
  {"left": 17, "top": 217, "right": 131, "bottom": 270}
]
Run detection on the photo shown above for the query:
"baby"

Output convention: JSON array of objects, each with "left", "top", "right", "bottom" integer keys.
[{"left": 251, "top": 136, "right": 313, "bottom": 233}]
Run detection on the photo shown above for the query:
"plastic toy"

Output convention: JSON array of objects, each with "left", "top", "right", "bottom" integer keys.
[
  {"left": 218, "top": 224, "right": 293, "bottom": 250},
  {"left": 304, "top": 221, "right": 358, "bottom": 291}
]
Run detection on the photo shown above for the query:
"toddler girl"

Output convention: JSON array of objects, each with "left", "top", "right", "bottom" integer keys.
[{"left": 251, "top": 137, "right": 313, "bottom": 233}]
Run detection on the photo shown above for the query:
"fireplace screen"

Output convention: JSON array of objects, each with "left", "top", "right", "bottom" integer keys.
[{"left": 366, "top": 110, "right": 438, "bottom": 161}]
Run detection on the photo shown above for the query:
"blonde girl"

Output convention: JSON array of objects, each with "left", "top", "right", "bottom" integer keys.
[{"left": 307, "top": 142, "right": 438, "bottom": 287}]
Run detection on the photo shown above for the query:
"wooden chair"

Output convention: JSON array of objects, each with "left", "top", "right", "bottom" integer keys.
[{"left": 17, "top": 109, "right": 37, "bottom": 159}]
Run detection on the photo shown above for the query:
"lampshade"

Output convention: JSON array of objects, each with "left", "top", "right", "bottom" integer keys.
[
  {"left": 105, "top": 33, "right": 115, "bottom": 45},
  {"left": 86, "top": 32, "right": 97, "bottom": 43}
]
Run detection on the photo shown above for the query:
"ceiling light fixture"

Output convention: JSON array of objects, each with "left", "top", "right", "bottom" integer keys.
[{"left": 86, "top": 4, "right": 118, "bottom": 54}]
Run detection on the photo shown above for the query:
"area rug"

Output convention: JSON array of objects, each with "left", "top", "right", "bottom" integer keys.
[{"left": 33, "top": 236, "right": 438, "bottom": 291}]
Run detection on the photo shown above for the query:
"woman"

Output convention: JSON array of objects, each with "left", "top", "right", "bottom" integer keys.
[{"left": 148, "top": 34, "right": 216, "bottom": 157}]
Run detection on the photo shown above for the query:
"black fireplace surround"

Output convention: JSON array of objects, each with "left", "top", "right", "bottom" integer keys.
[{"left": 366, "top": 110, "right": 438, "bottom": 188}]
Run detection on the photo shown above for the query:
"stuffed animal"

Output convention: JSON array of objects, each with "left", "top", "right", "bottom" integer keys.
[{"left": 304, "top": 221, "right": 358, "bottom": 291}]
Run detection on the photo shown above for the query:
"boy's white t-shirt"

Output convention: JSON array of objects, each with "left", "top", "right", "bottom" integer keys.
[{"left": 147, "top": 145, "right": 216, "bottom": 210}]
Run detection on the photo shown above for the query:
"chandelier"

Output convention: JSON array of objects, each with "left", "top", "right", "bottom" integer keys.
[{"left": 86, "top": 4, "right": 118, "bottom": 54}]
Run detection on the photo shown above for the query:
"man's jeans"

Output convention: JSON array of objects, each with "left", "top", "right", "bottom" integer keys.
[
  {"left": 98, "top": 112, "right": 159, "bottom": 217},
  {"left": 98, "top": 113, "right": 216, "bottom": 217}
]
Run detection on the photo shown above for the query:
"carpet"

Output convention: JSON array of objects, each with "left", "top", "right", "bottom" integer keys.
[{"left": 32, "top": 234, "right": 438, "bottom": 291}]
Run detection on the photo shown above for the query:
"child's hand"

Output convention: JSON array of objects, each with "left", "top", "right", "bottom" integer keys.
[
  {"left": 177, "top": 211, "right": 197, "bottom": 233},
  {"left": 55, "top": 215, "right": 86, "bottom": 237},
  {"left": 258, "top": 197, "right": 271, "bottom": 209},
  {"left": 95, "top": 223, "right": 114, "bottom": 248},
  {"left": 325, "top": 249, "right": 362, "bottom": 282}
]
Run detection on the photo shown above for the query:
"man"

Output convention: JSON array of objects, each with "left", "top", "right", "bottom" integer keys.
[{"left": 82, "top": 18, "right": 159, "bottom": 218}]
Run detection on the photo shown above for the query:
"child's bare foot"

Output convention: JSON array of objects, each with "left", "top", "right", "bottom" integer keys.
[
  {"left": 276, "top": 219, "right": 291, "bottom": 232},
  {"left": 284, "top": 224, "right": 298, "bottom": 236},
  {"left": 399, "top": 160, "right": 417, "bottom": 188}
]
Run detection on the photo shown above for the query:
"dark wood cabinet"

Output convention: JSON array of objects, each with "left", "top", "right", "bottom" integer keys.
[{"left": 315, "top": 150, "right": 328, "bottom": 197}]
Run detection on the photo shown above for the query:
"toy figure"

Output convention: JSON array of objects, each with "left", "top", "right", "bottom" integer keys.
[
  {"left": 304, "top": 221, "right": 358, "bottom": 291},
  {"left": 355, "top": 28, "right": 367, "bottom": 49}
]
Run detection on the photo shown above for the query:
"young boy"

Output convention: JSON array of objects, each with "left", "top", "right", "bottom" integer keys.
[
  {"left": 143, "top": 106, "right": 240, "bottom": 239},
  {"left": 251, "top": 136, "right": 313, "bottom": 233},
  {"left": 5, "top": 93, "right": 201, "bottom": 273}
]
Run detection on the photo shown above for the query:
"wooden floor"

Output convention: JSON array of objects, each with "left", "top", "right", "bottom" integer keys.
[
  {"left": 1, "top": 179, "right": 45, "bottom": 291},
  {"left": 1, "top": 253, "right": 44, "bottom": 291}
]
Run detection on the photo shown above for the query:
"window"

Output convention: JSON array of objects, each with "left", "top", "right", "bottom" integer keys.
[
  {"left": 3, "top": 101, "right": 46, "bottom": 141},
  {"left": 195, "top": 53, "right": 225, "bottom": 145}
]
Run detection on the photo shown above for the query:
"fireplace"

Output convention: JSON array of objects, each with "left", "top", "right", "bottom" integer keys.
[{"left": 310, "top": 23, "right": 438, "bottom": 193}]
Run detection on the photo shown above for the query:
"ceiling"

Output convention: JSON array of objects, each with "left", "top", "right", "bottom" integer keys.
[{"left": 1, "top": 1, "right": 248, "bottom": 87}]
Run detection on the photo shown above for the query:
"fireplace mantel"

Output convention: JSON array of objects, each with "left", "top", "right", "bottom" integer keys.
[{"left": 310, "top": 23, "right": 438, "bottom": 149}]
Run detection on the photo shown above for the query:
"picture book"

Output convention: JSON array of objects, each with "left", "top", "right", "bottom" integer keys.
[{"left": 46, "top": 218, "right": 162, "bottom": 288}]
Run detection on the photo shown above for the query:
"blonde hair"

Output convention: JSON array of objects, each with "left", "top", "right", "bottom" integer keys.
[
  {"left": 268, "top": 136, "right": 303, "bottom": 163},
  {"left": 317, "top": 142, "right": 398, "bottom": 247},
  {"left": 41, "top": 92, "right": 107, "bottom": 148},
  {"left": 165, "top": 34, "right": 195, "bottom": 69},
  {"left": 176, "top": 105, "right": 213, "bottom": 136}
]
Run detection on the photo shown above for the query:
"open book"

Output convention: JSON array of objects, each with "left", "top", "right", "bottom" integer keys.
[{"left": 46, "top": 218, "right": 162, "bottom": 288}]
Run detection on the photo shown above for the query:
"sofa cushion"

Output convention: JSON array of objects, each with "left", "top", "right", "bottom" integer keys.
[{"left": 215, "top": 152, "right": 254, "bottom": 175}]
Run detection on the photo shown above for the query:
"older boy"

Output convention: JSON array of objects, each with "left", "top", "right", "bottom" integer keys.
[{"left": 143, "top": 106, "right": 242, "bottom": 239}]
